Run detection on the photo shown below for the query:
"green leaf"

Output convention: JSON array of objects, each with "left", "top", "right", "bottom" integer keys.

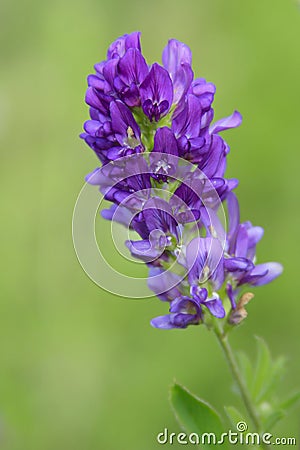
[
  {"left": 263, "top": 409, "right": 286, "bottom": 430},
  {"left": 258, "top": 356, "right": 286, "bottom": 402},
  {"left": 170, "top": 382, "right": 224, "bottom": 443},
  {"left": 224, "top": 406, "right": 245, "bottom": 428},
  {"left": 236, "top": 351, "right": 254, "bottom": 393},
  {"left": 253, "top": 339, "right": 286, "bottom": 404},
  {"left": 252, "top": 337, "right": 272, "bottom": 402},
  {"left": 279, "top": 391, "right": 300, "bottom": 411},
  {"left": 234, "top": 337, "right": 298, "bottom": 432}
]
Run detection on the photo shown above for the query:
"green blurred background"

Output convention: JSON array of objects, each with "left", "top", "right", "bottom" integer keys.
[{"left": 0, "top": 0, "right": 299, "bottom": 448}]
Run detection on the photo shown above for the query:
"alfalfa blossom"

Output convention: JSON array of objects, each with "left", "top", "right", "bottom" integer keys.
[
  {"left": 149, "top": 194, "right": 283, "bottom": 329},
  {"left": 80, "top": 32, "right": 282, "bottom": 330}
]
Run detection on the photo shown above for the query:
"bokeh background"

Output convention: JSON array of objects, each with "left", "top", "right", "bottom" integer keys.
[{"left": 0, "top": 0, "right": 299, "bottom": 448}]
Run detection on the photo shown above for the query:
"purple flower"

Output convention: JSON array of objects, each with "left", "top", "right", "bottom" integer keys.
[
  {"left": 108, "top": 100, "right": 143, "bottom": 159},
  {"left": 210, "top": 110, "right": 242, "bottom": 134},
  {"left": 187, "top": 237, "right": 224, "bottom": 291},
  {"left": 172, "top": 94, "right": 206, "bottom": 157},
  {"left": 151, "top": 296, "right": 203, "bottom": 329},
  {"left": 107, "top": 31, "right": 142, "bottom": 60},
  {"left": 152, "top": 127, "right": 179, "bottom": 157},
  {"left": 170, "top": 178, "right": 204, "bottom": 223},
  {"left": 80, "top": 33, "right": 282, "bottom": 330},
  {"left": 224, "top": 193, "right": 283, "bottom": 305},
  {"left": 190, "top": 78, "right": 216, "bottom": 112},
  {"left": 140, "top": 63, "right": 173, "bottom": 122},
  {"left": 126, "top": 197, "right": 180, "bottom": 262},
  {"left": 114, "top": 48, "right": 149, "bottom": 107},
  {"left": 162, "top": 39, "right": 193, "bottom": 104},
  {"left": 148, "top": 267, "right": 182, "bottom": 302},
  {"left": 86, "top": 154, "right": 152, "bottom": 212},
  {"left": 81, "top": 31, "right": 242, "bottom": 180},
  {"left": 150, "top": 236, "right": 226, "bottom": 328},
  {"left": 150, "top": 127, "right": 179, "bottom": 181},
  {"left": 151, "top": 286, "right": 225, "bottom": 329},
  {"left": 199, "top": 135, "right": 229, "bottom": 179},
  {"left": 85, "top": 85, "right": 113, "bottom": 115}
]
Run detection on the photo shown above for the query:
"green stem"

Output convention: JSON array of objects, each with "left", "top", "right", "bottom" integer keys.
[{"left": 212, "top": 321, "right": 269, "bottom": 449}]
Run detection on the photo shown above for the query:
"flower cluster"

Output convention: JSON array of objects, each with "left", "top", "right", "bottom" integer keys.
[{"left": 81, "top": 32, "right": 282, "bottom": 329}]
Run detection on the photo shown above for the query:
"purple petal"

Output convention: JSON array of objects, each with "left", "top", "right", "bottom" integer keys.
[
  {"left": 128, "top": 239, "right": 152, "bottom": 252},
  {"left": 150, "top": 315, "right": 175, "bottom": 329},
  {"left": 249, "top": 262, "right": 283, "bottom": 286},
  {"left": 191, "top": 78, "right": 216, "bottom": 111},
  {"left": 188, "top": 136, "right": 206, "bottom": 151},
  {"left": 171, "top": 313, "right": 199, "bottom": 328},
  {"left": 101, "top": 204, "right": 117, "bottom": 220},
  {"left": 226, "top": 282, "right": 237, "bottom": 309},
  {"left": 151, "top": 310, "right": 200, "bottom": 329},
  {"left": 118, "top": 48, "right": 148, "bottom": 86},
  {"left": 101, "top": 204, "right": 132, "bottom": 226},
  {"left": 85, "top": 87, "right": 112, "bottom": 114},
  {"left": 89, "top": 107, "right": 101, "bottom": 121},
  {"left": 226, "top": 178, "right": 239, "bottom": 192},
  {"left": 107, "top": 31, "right": 141, "bottom": 59},
  {"left": 190, "top": 286, "right": 208, "bottom": 302},
  {"left": 162, "top": 39, "right": 194, "bottom": 104},
  {"left": 84, "top": 120, "right": 101, "bottom": 136},
  {"left": 85, "top": 87, "right": 103, "bottom": 110},
  {"left": 227, "top": 193, "right": 240, "bottom": 251},
  {"left": 87, "top": 74, "right": 106, "bottom": 91},
  {"left": 172, "top": 181, "right": 203, "bottom": 210},
  {"left": 200, "top": 206, "right": 226, "bottom": 243},
  {"left": 85, "top": 167, "right": 102, "bottom": 185},
  {"left": 186, "top": 237, "right": 224, "bottom": 289},
  {"left": 214, "top": 178, "right": 237, "bottom": 202},
  {"left": 152, "top": 127, "right": 178, "bottom": 155},
  {"left": 126, "top": 239, "right": 163, "bottom": 262},
  {"left": 200, "top": 109, "right": 215, "bottom": 131},
  {"left": 116, "top": 48, "right": 149, "bottom": 106},
  {"left": 148, "top": 267, "right": 181, "bottom": 301},
  {"left": 94, "top": 61, "right": 105, "bottom": 74},
  {"left": 162, "top": 39, "right": 192, "bottom": 77},
  {"left": 172, "top": 64, "right": 194, "bottom": 104},
  {"left": 169, "top": 296, "right": 199, "bottom": 313},
  {"left": 107, "top": 36, "right": 126, "bottom": 59},
  {"left": 110, "top": 100, "right": 141, "bottom": 145},
  {"left": 210, "top": 110, "right": 242, "bottom": 134},
  {"left": 245, "top": 225, "right": 264, "bottom": 260},
  {"left": 142, "top": 197, "right": 178, "bottom": 237},
  {"left": 140, "top": 63, "right": 173, "bottom": 121},
  {"left": 192, "top": 78, "right": 216, "bottom": 97},
  {"left": 102, "top": 186, "right": 118, "bottom": 202},
  {"left": 247, "top": 226, "right": 264, "bottom": 248},
  {"left": 124, "top": 32, "right": 142, "bottom": 52},
  {"left": 102, "top": 59, "right": 119, "bottom": 88},
  {"left": 170, "top": 179, "right": 202, "bottom": 223},
  {"left": 113, "top": 189, "right": 132, "bottom": 204},
  {"left": 173, "top": 94, "right": 202, "bottom": 139},
  {"left": 224, "top": 257, "right": 254, "bottom": 272},
  {"left": 106, "top": 146, "right": 128, "bottom": 160},
  {"left": 150, "top": 128, "right": 179, "bottom": 178},
  {"left": 179, "top": 210, "right": 201, "bottom": 224},
  {"left": 201, "top": 135, "right": 227, "bottom": 179},
  {"left": 81, "top": 134, "right": 112, "bottom": 163},
  {"left": 235, "top": 225, "right": 249, "bottom": 258},
  {"left": 171, "top": 178, "right": 205, "bottom": 225},
  {"left": 204, "top": 293, "right": 226, "bottom": 318}
]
